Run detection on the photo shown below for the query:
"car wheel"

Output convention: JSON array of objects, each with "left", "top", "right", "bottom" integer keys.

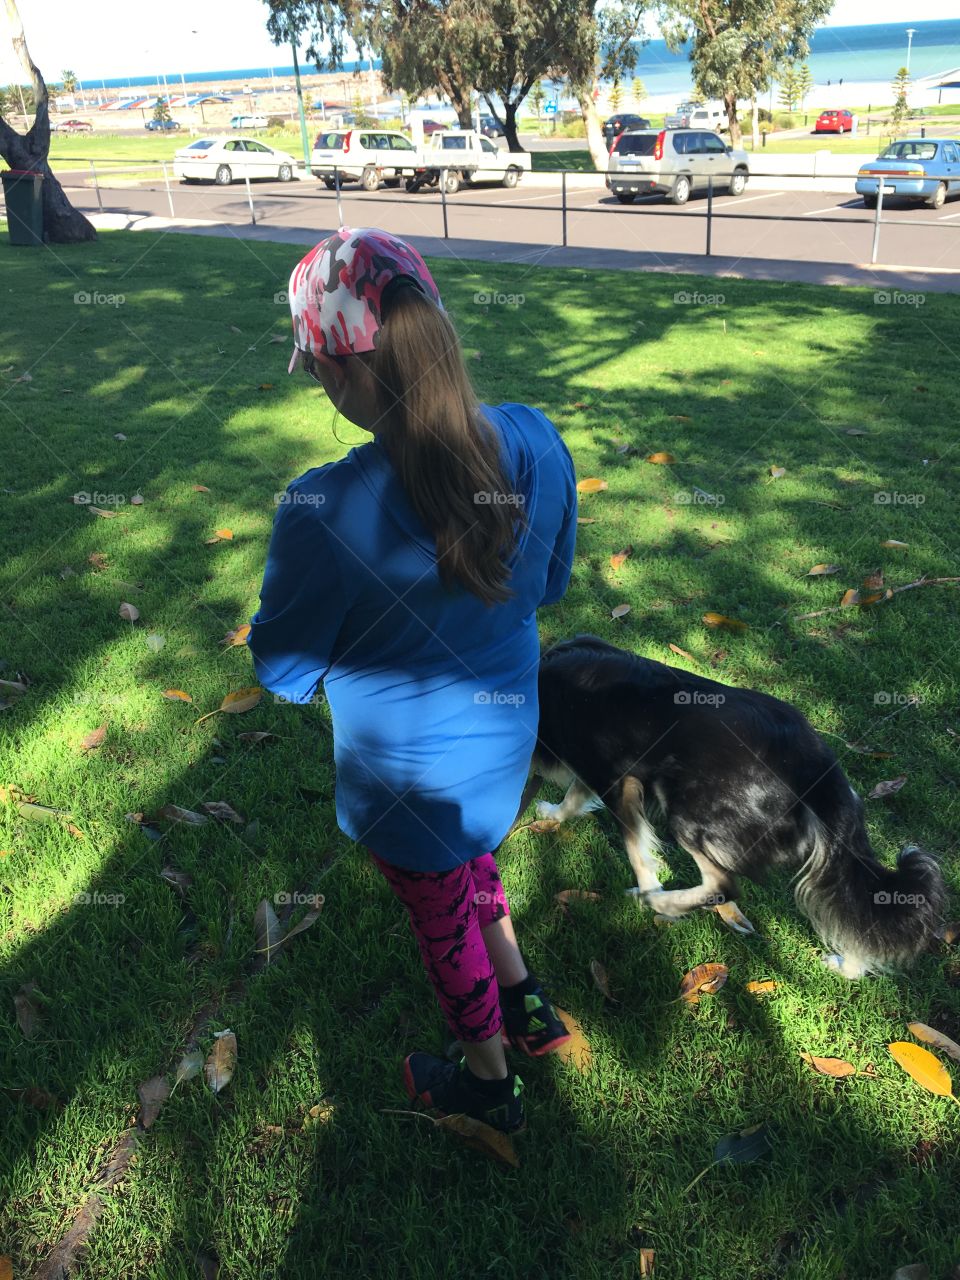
[
  {"left": 928, "top": 182, "right": 947, "bottom": 209},
  {"left": 501, "top": 166, "right": 520, "bottom": 188},
  {"left": 278, "top": 164, "right": 293, "bottom": 182},
  {"left": 862, "top": 194, "right": 877, "bottom": 209},
  {"left": 615, "top": 192, "right": 636, "bottom": 204},
  {"left": 670, "top": 174, "right": 691, "bottom": 205},
  {"left": 384, "top": 177, "right": 401, "bottom": 188},
  {"left": 322, "top": 177, "right": 338, "bottom": 190},
  {"left": 442, "top": 170, "right": 460, "bottom": 194},
  {"left": 728, "top": 169, "right": 747, "bottom": 196},
  {"left": 214, "top": 165, "right": 232, "bottom": 185},
  {"left": 360, "top": 166, "right": 380, "bottom": 192},
  {"left": 405, "top": 177, "right": 418, "bottom": 192}
]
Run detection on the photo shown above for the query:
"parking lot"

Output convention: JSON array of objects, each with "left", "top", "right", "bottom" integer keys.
[{"left": 53, "top": 167, "right": 960, "bottom": 275}]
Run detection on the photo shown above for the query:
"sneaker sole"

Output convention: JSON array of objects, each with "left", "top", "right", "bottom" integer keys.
[
  {"left": 403, "top": 1055, "right": 526, "bottom": 1135},
  {"left": 502, "top": 1029, "right": 572, "bottom": 1057}
]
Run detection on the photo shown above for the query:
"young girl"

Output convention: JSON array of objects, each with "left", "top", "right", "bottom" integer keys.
[{"left": 248, "top": 227, "right": 578, "bottom": 1136}]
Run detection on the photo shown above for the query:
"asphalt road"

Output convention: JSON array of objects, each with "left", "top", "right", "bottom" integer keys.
[{"left": 56, "top": 172, "right": 960, "bottom": 275}]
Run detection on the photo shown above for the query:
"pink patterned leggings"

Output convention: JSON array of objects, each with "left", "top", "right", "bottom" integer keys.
[{"left": 368, "top": 848, "right": 511, "bottom": 1043}]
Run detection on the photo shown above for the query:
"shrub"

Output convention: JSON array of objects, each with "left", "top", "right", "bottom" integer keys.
[{"left": 267, "top": 115, "right": 285, "bottom": 129}]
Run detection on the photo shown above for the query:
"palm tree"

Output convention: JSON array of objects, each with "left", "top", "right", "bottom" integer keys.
[{"left": 61, "top": 69, "right": 78, "bottom": 95}]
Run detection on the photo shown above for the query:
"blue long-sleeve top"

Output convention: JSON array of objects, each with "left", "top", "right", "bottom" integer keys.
[{"left": 247, "top": 402, "right": 577, "bottom": 871}]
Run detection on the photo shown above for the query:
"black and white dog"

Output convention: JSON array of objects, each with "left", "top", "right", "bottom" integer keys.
[{"left": 533, "top": 635, "right": 946, "bottom": 978}]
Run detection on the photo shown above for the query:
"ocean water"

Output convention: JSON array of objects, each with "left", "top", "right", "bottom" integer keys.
[{"left": 85, "top": 19, "right": 960, "bottom": 97}]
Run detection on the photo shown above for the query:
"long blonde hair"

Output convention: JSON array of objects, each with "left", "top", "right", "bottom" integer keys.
[{"left": 362, "top": 289, "right": 525, "bottom": 606}]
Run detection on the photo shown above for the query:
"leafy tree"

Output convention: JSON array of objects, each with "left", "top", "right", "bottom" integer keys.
[
  {"left": 529, "top": 78, "right": 545, "bottom": 118},
  {"left": 152, "top": 95, "right": 171, "bottom": 124},
  {"left": 60, "top": 68, "right": 78, "bottom": 94},
  {"left": 778, "top": 64, "right": 799, "bottom": 111},
  {"left": 660, "top": 0, "right": 831, "bottom": 144},
  {"left": 890, "top": 66, "right": 910, "bottom": 136},
  {"left": 796, "top": 61, "right": 813, "bottom": 108},
  {"left": 609, "top": 74, "right": 623, "bottom": 112},
  {"left": 0, "top": 0, "right": 96, "bottom": 241},
  {"left": 632, "top": 75, "right": 646, "bottom": 106}
]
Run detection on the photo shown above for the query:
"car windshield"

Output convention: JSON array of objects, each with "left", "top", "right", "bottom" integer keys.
[
  {"left": 187, "top": 141, "right": 216, "bottom": 150},
  {"left": 615, "top": 134, "right": 657, "bottom": 155},
  {"left": 879, "top": 141, "right": 938, "bottom": 160}
]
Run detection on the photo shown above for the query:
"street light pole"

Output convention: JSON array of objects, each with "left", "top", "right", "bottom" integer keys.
[
  {"left": 906, "top": 28, "right": 916, "bottom": 73},
  {"left": 290, "top": 37, "right": 312, "bottom": 176}
]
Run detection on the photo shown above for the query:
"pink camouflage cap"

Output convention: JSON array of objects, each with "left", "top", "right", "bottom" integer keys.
[{"left": 286, "top": 226, "right": 443, "bottom": 373}]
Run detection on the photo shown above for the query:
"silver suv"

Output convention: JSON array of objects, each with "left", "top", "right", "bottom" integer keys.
[
  {"left": 606, "top": 128, "right": 749, "bottom": 205},
  {"left": 310, "top": 129, "right": 419, "bottom": 191}
]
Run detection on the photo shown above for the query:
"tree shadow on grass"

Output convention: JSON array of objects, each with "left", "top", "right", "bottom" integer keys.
[{"left": 0, "top": 231, "right": 958, "bottom": 1277}]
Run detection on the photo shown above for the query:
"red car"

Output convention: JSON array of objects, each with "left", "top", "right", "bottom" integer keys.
[
  {"left": 815, "top": 109, "right": 853, "bottom": 134},
  {"left": 55, "top": 119, "right": 94, "bottom": 133},
  {"left": 421, "top": 119, "right": 448, "bottom": 135}
]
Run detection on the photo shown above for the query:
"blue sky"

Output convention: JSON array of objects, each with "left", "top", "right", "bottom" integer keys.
[{"left": 2, "top": 0, "right": 958, "bottom": 83}]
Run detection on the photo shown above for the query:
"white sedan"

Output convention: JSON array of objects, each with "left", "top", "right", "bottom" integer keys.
[{"left": 173, "top": 137, "right": 298, "bottom": 185}]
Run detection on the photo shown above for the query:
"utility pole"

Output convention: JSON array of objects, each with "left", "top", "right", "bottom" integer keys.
[{"left": 291, "top": 37, "right": 312, "bottom": 175}]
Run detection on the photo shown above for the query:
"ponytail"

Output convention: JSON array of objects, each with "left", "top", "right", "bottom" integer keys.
[{"left": 364, "top": 289, "right": 524, "bottom": 606}]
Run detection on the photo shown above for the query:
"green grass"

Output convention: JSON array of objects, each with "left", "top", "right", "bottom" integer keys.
[{"left": 2, "top": 231, "right": 960, "bottom": 1279}]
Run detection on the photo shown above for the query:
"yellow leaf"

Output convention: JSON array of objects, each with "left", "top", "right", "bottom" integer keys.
[
  {"left": 680, "top": 963, "right": 728, "bottom": 1004},
  {"left": 214, "top": 528, "right": 234, "bottom": 540},
  {"left": 205, "top": 1029, "right": 237, "bottom": 1094},
  {"left": 800, "top": 1053, "right": 856, "bottom": 1078},
  {"left": 713, "top": 901, "right": 756, "bottom": 935},
  {"left": 0, "top": 1256, "right": 12, "bottom": 1280},
  {"left": 576, "top": 517, "right": 598, "bottom": 525},
  {"left": 576, "top": 477, "right": 608, "bottom": 494},
  {"left": 806, "top": 564, "right": 841, "bottom": 576},
  {"left": 610, "top": 546, "right": 633, "bottom": 571},
  {"left": 702, "top": 612, "right": 747, "bottom": 632},
  {"left": 645, "top": 451, "right": 675, "bottom": 464},
  {"left": 223, "top": 623, "right": 251, "bottom": 647},
  {"left": 882, "top": 539, "right": 909, "bottom": 548},
  {"left": 668, "top": 642, "right": 697, "bottom": 663},
  {"left": 552, "top": 1007, "right": 592, "bottom": 1073},
  {"left": 907, "top": 1022, "right": 960, "bottom": 1064},
  {"left": 889, "top": 1041, "right": 958, "bottom": 1101},
  {"left": 840, "top": 588, "right": 860, "bottom": 607},
  {"left": 221, "top": 687, "right": 263, "bottom": 715},
  {"left": 163, "top": 689, "right": 193, "bottom": 703},
  {"left": 745, "top": 980, "right": 777, "bottom": 996},
  {"left": 436, "top": 1113, "right": 519, "bottom": 1167},
  {"left": 638, "top": 1248, "right": 655, "bottom": 1277},
  {"left": 192, "top": 484, "right": 211, "bottom": 493}
]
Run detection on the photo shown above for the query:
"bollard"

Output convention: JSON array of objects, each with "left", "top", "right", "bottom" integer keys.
[
  {"left": 440, "top": 168, "right": 449, "bottom": 239},
  {"left": 161, "top": 161, "right": 174, "bottom": 218},
  {"left": 921, "top": 126, "right": 926, "bottom": 138},
  {"left": 244, "top": 171, "right": 256, "bottom": 225},
  {"left": 89, "top": 160, "right": 103, "bottom": 212},
  {"left": 706, "top": 175, "right": 713, "bottom": 256},
  {"left": 870, "top": 181, "right": 887, "bottom": 265},
  {"left": 334, "top": 166, "right": 343, "bottom": 227},
  {"left": 561, "top": 169, "right": 567, "bottom": 247}
]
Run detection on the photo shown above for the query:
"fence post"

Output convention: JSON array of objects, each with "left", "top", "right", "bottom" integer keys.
[
  {"left": 243, "top": 171, "right": 256, "bottom": 225},
  {"left": 161, "top": 162, "right": 174, "bottom": 218},
  {"left": 440, "top": 167, "right": 449, "bottom": 239},
  {"left": 334, "top": 166, "right": 343, "bottom": 227},
  {"left": 706, "top": 175, "right": 713, "bottom": 256},
  {"left": 561, "top": 169, "right": 567, "bottom": 248},
  {"left": 870, "top": 180, "right": 886, "bottom": 265},
  {"left": 89, "top": 160, "right": 103, "bottom": 212}
]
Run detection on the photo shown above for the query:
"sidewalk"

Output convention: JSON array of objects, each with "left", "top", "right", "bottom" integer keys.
[{"left": 87, "top": 211, "right": 960, "bottom": 294}]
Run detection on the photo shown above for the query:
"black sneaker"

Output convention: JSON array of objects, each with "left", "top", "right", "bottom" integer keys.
[
  {"left": 500, "top": 982, "right": 571, "bottom": 1057},
  {"left": 403, "top": 1053, "right": 526, "bottom": 1134}
]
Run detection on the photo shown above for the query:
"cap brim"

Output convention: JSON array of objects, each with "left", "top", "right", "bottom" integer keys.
[{"left": 287, "top": 346, "right": 302, "bottom": 375}]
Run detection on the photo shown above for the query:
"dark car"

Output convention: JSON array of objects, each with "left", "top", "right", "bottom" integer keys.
[
  {"left": 479, "top": 114, "right": 504, "bottom": 138},
  {"left": 602, "top": 113, "right": 651, "bottom": 148},
  {"left": 145, "top": 119, "right": 182, "bottom": 132}
]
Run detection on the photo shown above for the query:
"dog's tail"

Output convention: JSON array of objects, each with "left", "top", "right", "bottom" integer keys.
[{"left": 794, "top": 786, "right": 945, "bottom": 974}]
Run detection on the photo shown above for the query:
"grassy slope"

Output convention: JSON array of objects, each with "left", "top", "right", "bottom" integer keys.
[{"left": 1, "top": 231, "right": 959, "bottom": 1280}]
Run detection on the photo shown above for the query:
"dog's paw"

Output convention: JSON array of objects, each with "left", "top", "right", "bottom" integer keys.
[
  {"left": 535, "top": 801, "right": 562, "bottom": 821},
  {"left": 821, "top": 952, "right": 868, "bottom": 980},
  {"left": 627, "top": 885, "right": 668, "bottom": 910},
  {"left": 821, "top": 953, "right": 843, "bottom": 972}
]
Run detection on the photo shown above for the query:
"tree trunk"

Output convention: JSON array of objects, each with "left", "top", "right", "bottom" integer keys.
[
  {"left": 1, "top": 0, "right": 96, "bottom": 242},
  {"left": 723, "top": 90, "right": 741, "bottom": 146},
  {"left": 437, "top": 70, "right": 474, "bottom": 129},
  {"left": 575, "top": 84, "right": 608, "bottom": 172},
  {"left": 750, "top": 95, "right": 759, "bottom": 150},
  {"left": 483, "top": 93, "right": 525, "bottom": 153}
]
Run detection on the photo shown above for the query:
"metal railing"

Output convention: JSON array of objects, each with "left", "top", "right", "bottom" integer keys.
[{"left": 28, "top": 157, "right": 960, "bottom": 271}]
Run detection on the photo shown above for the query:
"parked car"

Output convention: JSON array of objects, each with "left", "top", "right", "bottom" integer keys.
[
  {"left": 814, "top": 109, "right": 854, "bottom": 134},
  {"left": 406, "top": 129, "right": 531, "bottom": 193},
  {"left": 602, "top": 113, "right": 652, "bottom": 148},
  {"left": 173, "top": 137, "right": 298, "bottom": 184},
  {"left": 664, "top": 102, "right": 727, "bottom": 131},
  {"left": 606, "top": 128, "right": 749, "bottom": 205},
  {"left": 145, "top": 118, "right": 182, "bottom": 132},
  {"left": 310, "top": 128, "right": 419, "bottom": 190},
  {"left": 421, "top": 118, "right": 449, "bottom": 135},
  {"left": 856, "top": 136, "right": 960, "bottom": 209},
  {"left": 54, "top": 119, "right": 93, "bottom": 133},
  {"left": 229, "top": 114, "right": 269, "bottom": 130},
  {"left": 478, "top": 114, "right": 505, "bottom": 138}
]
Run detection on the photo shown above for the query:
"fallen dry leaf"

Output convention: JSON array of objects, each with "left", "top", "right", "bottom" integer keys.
[
  {"left": 882, "top": 539, "right": 909, "bottom": 548},
  {"left": 907, "top": 1022, "right": 960, "bottom": 1064},
  {"left": 552, "top": 1007, "right": 592, "bottom": 1072},
  {"left": 713, "top": 901, "right": 756, "bottom": 935},
  {"left": 576, "top": 478, "right": 608, "bottom": 494},
  {"left": 237, "top": 731, "right": 277, "bottom": 744},
  {"left": 769, "top": 466, "right": 786, "bottom": 479},
  {"left": 555, "top": 889, "right": 602, "bottom": 912},
  {"left": 159, "top": 865, "right": 192, "bottom": 895},
  {"left": 680, "top": 963, "right": 729, "bottom": 1004},
  {"left": 611, "top": 603, "right": 631, "bottom": 619},
  {"left": 888, "top": 1041, "right": 957, "bottom": 1101},
  {"left": 195, "top": 687, "right": 263, "bottom": 725},
  {"left": 745, "top": 980, "right": 778, "bottom": 997},
  {"left": 257, "top": 383, "right": 275, "bottom": 391},
  {"left": 80, "top": 724, "right": 107, "bottom": 753},
  {"left": 205, "top": 1030, "right": 237, "bottom": 1094},
  {"left": 137, "top": 1076, "right": 171, "bottom": 1129},
  {"left": 223, "top": 623, "right": 251, "bottom": 647},
  {"left": 668, "top": 643, "right": 697, "bottom": 663},
  {"left": 800, "top": 1053, "right": 856, "bottom": 1078},
  {"left": 610, "top": 546, "right": 634, "bottom": 571},
  {"left": 254, "top": 899, "right": 285, "bottom": 967},
  {"left": 576, "top": 517, "right": 597, "bottom": 525},
  {"left": 437, "top": 1112, "right": 519, "bottom": 1167},
  {"left": 702, "top": 612, "right": 747, "bottom": 632},
  {"left": 192, "top": 484, "right": 211, "bottom": 493},
  {"left": 14, "top": 982, "right": 42, "bottom": 1039},
  {"left": 88, "top": 552, "right": 108, "bottom": 570},
  {"left": 868, "top": 775, "right": 908, "bottom": 800},
  {"left": 89, "top": 506, "right": 118, "bottom": 518},
  {"left": 845, "top": 427, "right": 869, "bottom": 436},
  {"left": 162, "top": 689, "right": 193, "bottom": 703},
  {"left": 863, "top": 569, "right": 884, "bottom": 590},
  {"left": 205, "top": 528, "right": 234, "bottom": 545},
  {"left": 645, "top": 451, "right": 676, "bottom": 464},
  {"left": 173, "top": 1049, "right": 204, "bottom": 1090},
  {"left": 806, "top": 564, "right": 841, "bottom": 577},
  {"left": 589, "top": 959, "right": 617, "bottom": 1002},
  {"left": 118, "top": 602, "right": 140, "bottom": 623},
  {"left": 201, "top": 800, "right": 244, "bottom": 824},
  {"left": 638, "top": 1248, "right": 655, "bottom": 1276},
  {"left": 156, "top": 803, "right": 209, "bottom": 826}
]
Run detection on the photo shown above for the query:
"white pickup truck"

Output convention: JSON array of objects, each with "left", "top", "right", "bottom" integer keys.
[{"left": 406, "top": 129, "right": 532, "bottom": 193}]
